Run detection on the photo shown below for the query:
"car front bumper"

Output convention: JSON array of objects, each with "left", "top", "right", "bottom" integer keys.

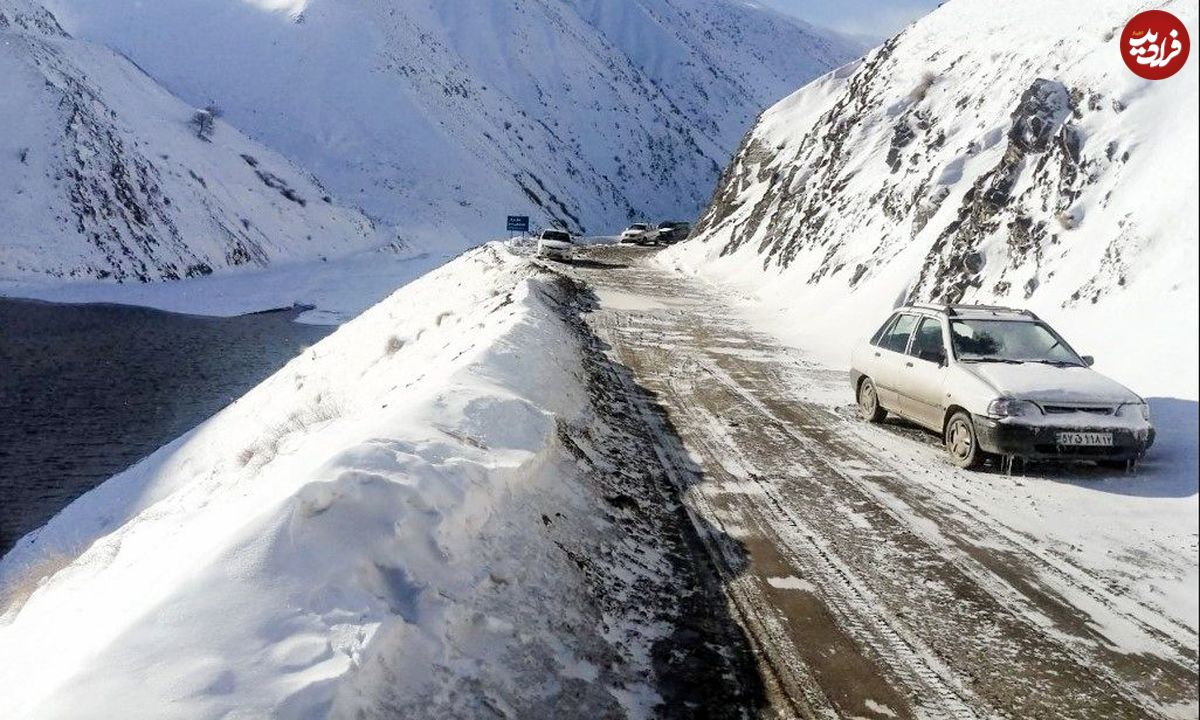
[
  {"left": 973, "top": 414, "right": 1156, "bottom": 461},
  {"left": 538, "top": 249, "right": 571, "bottom": 261}
]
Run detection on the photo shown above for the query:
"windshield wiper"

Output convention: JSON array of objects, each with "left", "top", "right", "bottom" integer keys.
[
  {"left": 1023, "top": 359, "right": 1083, "bottom": 367},
  {"left": 960, "top": 357, "right": 1024, "bottom": 364}
]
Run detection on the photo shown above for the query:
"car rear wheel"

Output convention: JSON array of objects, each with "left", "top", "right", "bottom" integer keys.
[
  {"left": 945, "top": 411, "right": 982, "bottom": 469},
  {"left": 857, "top": 378, "right": 886, "bottom": 423}
]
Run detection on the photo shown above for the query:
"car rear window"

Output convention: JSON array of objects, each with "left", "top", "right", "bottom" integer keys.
[
  {"left": 878, "top": 313, "right": 918, "bottom": 353},
  {"left": 869, "top": 314, "right": 896, "bottom": 345}
]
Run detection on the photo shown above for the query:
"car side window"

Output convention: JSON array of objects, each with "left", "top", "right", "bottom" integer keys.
[
  {"left": 878, "top": 314, "right": 918, "bottom": 353},
  {"left": 908, "top": 317, "right": 946, "bottom": 364}
]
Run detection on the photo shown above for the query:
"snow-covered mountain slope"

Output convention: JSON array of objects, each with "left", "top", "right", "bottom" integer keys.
[
  {"left": 0, "top": 0, "right": 382, "bottom": 284},
  {"left": 39, "top": 0, "right": 859, "bottom": 246},
  {"left": 666, "top": 0, "right": 1199, "bottom": 399},
  {"left": 0, "top": 244, "right": 754, "bottom": 718}
]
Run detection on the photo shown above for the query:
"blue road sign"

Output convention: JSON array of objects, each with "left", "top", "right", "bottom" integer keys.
[{"left": 506, "top": 215, "right": 530, "bottom": 233}]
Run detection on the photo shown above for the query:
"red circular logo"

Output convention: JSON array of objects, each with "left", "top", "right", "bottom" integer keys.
[{"left": 1121, "top": 10, "right": 1190, "bottom": 80}]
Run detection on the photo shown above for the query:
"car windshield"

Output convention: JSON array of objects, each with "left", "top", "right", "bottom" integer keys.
[
  {"left": 950, "top": 319, "right": 1083, "bottom": 365},
  {"left": 542, "top": 230, "right": 571, "bottom": 242},
  {"left": 629, "top": 224, "right": 647, "bottom": 231}
]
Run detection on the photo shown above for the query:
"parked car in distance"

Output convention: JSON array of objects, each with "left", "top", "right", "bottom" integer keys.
[
  {"left": 619, "top": 223, "right": 651, "bottom": 244},
  {"left": 850, "top": 304, "right": 1155, "bottom": 469},
  {"left": 651, "top": 221, "right": 691, "bottom": 245},
  {"left": 536, "top": 229, "right": 575, "bottom": 262}
]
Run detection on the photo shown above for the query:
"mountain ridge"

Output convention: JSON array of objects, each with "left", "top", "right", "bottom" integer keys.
[
  {"left": 1, "top": 0, "right": 384, "bottom": 284},
  {"left": 38, "top": 0, "right": 860, "bottom": 238}
]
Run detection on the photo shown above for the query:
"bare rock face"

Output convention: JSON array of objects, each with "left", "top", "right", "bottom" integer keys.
[{"left": 1010, "top": 79, "right": 1073, "bottom": 154}]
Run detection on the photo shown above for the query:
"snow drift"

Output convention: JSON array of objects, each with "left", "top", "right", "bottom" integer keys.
[
  {"left": 665, "top": 0, "right": 1199, "bottom": 399},
  {"left": 37, "top": 0, "right": 860, "bottom": 245},
  {"left": 0, "top": 244, "right": 756, "bottom": 718},
  {"left": 0, "top": 0, "right": 382, "bottom": 284}
]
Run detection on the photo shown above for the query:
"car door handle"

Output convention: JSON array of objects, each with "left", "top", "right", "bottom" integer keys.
[
  {"left": 874, "top": 352, "right": 882, "bottom": 358},
  {"left": 905, "top": 361, "right": 914, "bottom": 367}
]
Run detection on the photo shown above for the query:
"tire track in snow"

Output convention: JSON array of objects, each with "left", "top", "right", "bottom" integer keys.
[
  {"left": 552, "top": 245, "right": 1195, "bottom": 719},
  {"left": 710, "top": 351, "right": 1198, "bottom": 714},
  {"left": 670, "top": 359, "right": 980, "bottom": 720},
  {"left": 842, "top": 419, "right": 1200, "bottom": 666}
]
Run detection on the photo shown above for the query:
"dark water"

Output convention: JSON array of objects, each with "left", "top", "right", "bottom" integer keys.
[{"left": 0, "top": 298, "right": 334, "bottom": 556}]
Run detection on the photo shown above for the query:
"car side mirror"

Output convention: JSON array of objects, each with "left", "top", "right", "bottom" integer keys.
[
  {"left": 920, "top": 349, "right": 947, "bottom": 366},
  {"left": 1082, "top": 355, "right": 1095, "bottom": 367}
]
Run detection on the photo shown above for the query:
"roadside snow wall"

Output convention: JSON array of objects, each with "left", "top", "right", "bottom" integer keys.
[{"left": 0, "top": 244, "right": 754, "bottom": 718}]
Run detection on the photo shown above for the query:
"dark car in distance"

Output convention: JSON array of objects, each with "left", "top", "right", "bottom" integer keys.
[{"left": 651, "top": 221, "right": 691, "bottom": 245}]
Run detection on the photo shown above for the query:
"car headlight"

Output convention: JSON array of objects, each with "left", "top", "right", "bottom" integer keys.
[
  {"left": 987, "top": 398, "right": 1041, "bottom": 418},
  {"left": 1118, "top": 402, "right": 1151, "bottom": 421}
]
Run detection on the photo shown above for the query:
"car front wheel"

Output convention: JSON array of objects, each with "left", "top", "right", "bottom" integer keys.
[
  {"left": 857, "top": 378, "right": 887, "bottom": 423},
  {"left": 945, "top": 411, "right": 983, "bottom": 469}
]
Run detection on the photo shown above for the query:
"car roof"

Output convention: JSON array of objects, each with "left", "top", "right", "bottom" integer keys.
[{"left": 902, "top": 303, "right": 1041, "bottom": 321}]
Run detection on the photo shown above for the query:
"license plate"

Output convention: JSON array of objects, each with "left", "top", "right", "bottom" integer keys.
[{"left": 1056, "top": 432, "right": 1114, "bottom": 447}]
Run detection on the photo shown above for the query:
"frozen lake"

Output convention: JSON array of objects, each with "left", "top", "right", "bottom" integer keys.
[{"left": 0, "top": 298, "right": 333, "bottom": 556}]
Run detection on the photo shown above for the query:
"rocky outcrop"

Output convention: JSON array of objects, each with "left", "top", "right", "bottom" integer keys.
[
  {"left": 914, "top": 78, "right": 1087, "bottom": 303},
  {"left": 679, "top": 0, "right": 1193, "bottom": 317}
]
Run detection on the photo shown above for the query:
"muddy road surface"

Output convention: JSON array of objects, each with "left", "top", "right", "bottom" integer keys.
[{"left": 551, "top": 245, "right": 1197, "bottom": 719}]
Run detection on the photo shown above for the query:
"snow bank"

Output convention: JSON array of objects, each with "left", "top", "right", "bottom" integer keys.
[
  {"left": 0, "top": 245, "right": 638, "bottom": 718},
  {"left": 666, "top": 0, "right": 1199, "bottom": 401}
]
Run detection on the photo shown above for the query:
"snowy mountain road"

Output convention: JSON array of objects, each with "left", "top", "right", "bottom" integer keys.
[{"left": 553, "top": 245, "right": 1198, "bottom": 720}]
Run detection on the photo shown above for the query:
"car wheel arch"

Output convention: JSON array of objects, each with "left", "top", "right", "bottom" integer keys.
[{"left": 942, "top": 404, "right": 971, "bottom": 435}]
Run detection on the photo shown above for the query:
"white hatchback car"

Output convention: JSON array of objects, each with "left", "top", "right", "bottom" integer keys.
[
  {"left": 535, "top": 229, "right": 575, "bottom": 262},
  {"left": 850, "top": 304, "right": 1155, "bottom": 469}
]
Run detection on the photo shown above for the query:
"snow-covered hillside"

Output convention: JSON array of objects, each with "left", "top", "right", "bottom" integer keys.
[
  {"left": 39, "top": 0, "right": 859, "bottom": 247},
  {"left": 0, "top": 0, "right": 382, "bottom": 284},
  {"left": 666, "top": 0, "right": 1199, "bottom": 399}
]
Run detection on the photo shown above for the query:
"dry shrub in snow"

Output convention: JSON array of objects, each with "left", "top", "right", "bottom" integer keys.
[{"left": 238, "top": 399, "right": 345, "bottom": 468}]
